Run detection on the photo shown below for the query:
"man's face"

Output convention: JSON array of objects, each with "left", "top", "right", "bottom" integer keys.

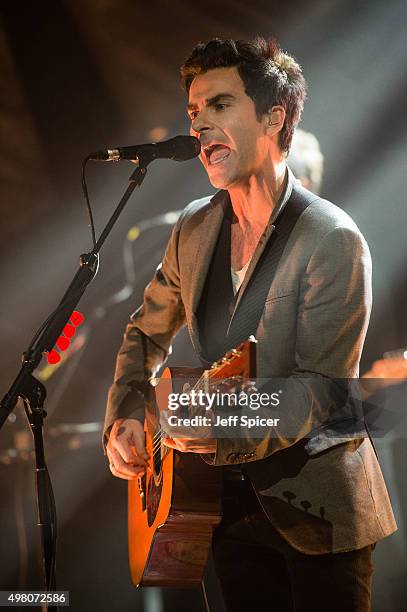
[{"left": 187, "top": 67, "right": 270, "bottom": 190}]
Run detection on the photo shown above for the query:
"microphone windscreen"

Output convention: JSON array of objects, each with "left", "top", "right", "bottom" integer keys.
[{"left": 160, "top": 135, "right": 201, "bottom": 161}]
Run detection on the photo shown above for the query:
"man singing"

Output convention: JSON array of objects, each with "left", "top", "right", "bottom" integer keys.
[{"left": 104, "top": 37, "right": 396, "bottom": 611}]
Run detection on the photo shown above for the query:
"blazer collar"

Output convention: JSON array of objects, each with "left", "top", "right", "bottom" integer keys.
[{"left": 189, "top": 165, "right": 297, "bottom": 325}]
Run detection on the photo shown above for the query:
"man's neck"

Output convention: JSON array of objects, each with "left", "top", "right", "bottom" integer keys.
[
  {"left": 229, "top": 159, "right": 287, "bottom": 231},
  {"left": 228, "top": 159, "right": 287, "bottom": 270}
]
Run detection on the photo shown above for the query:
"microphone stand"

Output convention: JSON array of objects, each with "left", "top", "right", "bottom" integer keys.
[{"left": 0, "top": 161, "right": 148, "bottom": 607}]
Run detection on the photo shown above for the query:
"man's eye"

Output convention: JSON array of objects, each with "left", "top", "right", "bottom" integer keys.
[
  {"left": 189, "top": 111, "right": 198, "bottom": 120},
  {"left": 215, "top": 103, "right": 227, "bottom": 111}
]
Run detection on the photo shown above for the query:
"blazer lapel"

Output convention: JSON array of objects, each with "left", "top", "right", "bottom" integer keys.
[
  {"left": 189, "top": 190, "right": 229, "bottom": 315},
  {"left": 187, "top": 191, "right": 229, "bottom": 352},
  {"left": 227, "top": 167, "right": 295, "bottom": 334},
  {"left": 227, "top": 222, "right": 276, "bottom": 334}
]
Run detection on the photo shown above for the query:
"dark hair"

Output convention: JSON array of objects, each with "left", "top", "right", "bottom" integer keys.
[{"left": 180, "top": 37, "right": 307, "bottom": 153}]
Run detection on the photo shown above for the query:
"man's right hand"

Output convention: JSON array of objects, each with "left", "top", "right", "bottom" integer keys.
[{"left": 106, "top": 418, "right": 149, "bottom": 480}]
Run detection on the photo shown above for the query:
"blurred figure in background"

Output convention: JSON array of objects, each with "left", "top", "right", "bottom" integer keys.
[{"left": 287, "top": 128, "right": 324, "bottom": 194}]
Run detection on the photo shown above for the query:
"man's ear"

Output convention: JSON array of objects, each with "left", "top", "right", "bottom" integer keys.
[{"left": 267, "top": 106, "right": 285, "bottom": 132}]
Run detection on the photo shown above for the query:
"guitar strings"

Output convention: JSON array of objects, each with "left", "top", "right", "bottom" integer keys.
[
  {"left": 152, "top": 434, "right": 164, "bottom": 451},
  {"left": 146, "top": 350, "right": 247, "bottom": 466},
  {"left": 148, "top": 364, "right": 234, "bottom": 460}
]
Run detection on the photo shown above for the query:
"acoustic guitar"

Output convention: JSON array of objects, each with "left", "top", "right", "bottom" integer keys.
[{"left": 128, "top": 339, "right": 256, "bottom": 587}]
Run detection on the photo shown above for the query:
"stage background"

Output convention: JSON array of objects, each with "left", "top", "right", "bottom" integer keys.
[{"left": 0, "top": 1, "right": 406, "bottom": 610}]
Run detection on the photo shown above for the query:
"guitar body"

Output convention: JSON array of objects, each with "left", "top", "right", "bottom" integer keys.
[{"left": 128, "top": 340, "right": 256, "bottom": 587}]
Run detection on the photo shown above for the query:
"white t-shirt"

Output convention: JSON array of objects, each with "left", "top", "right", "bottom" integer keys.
[{"left": 231, "top": 259, "right": 251, "bottom": 295}]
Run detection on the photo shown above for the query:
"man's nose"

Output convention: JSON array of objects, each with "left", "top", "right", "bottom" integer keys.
[{"left": 190, "top": 114, "right": 212, "bottom": 136}]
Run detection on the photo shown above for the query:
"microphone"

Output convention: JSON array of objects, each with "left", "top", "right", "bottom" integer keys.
[{"left": 89, "top": 135, "right": 201, "bottom": 164}]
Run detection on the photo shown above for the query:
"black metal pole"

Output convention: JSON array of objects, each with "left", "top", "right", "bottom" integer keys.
[{"left": 0, "top": 162, "right": 148, "bottom": 606}]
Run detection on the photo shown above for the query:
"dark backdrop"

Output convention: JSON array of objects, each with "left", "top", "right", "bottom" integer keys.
[{"left": 0, "top": 1, "right": 406, "bottom": 610}]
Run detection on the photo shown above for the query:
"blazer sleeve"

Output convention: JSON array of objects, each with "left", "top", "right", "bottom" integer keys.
[
  {"left": 205, "top": 224, "right": 373, "bottom": 466},
  {"left": 103, "top": 217, "right": 186, "bottom": 446}
]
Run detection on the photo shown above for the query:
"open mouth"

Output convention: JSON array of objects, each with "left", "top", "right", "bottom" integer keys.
[{"left": 203, "top": 144, "right": 231, "bottom": 166}]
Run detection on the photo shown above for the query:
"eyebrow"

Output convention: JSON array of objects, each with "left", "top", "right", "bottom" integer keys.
[{"left": 187, "top": 93, "right": 236, "bottom": 111}]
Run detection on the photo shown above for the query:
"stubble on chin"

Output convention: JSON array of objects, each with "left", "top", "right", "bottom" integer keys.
[{"left": 206, "top": 169, "right": 234, "bottom": 190}]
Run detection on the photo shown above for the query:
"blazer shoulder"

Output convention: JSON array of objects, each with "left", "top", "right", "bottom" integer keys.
[
  {"left": 177, "top": 194, "right": 214, "bottom": 224},
  {"left": 174, "top": 191, "right": 226, "bottom": 238},
  {"left": 297, "top": 192, "right": 365, "bottom": 240}
]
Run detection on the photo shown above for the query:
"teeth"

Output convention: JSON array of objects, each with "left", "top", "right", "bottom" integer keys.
[
  {"left": 208, "top": 145, "right": 230, "bottom": 166},
  {"left": 211, "top": 153, "right": 229, "bottom": 165}
]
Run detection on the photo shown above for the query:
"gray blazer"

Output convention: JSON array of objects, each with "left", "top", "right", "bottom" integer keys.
[{"left": 104, "top": 168, "right": 396, "bottom": 554}]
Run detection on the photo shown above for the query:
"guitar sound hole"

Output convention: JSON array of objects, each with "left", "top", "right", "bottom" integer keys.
[
  {"left": 153, "top": 440, "right": 162, "bottom": 475},
  {"left": 147, "top": 436, "right": 163, "bottom": 527},
  {"left": 147, "top": 470, "right": 163, "bottom": 527}
]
